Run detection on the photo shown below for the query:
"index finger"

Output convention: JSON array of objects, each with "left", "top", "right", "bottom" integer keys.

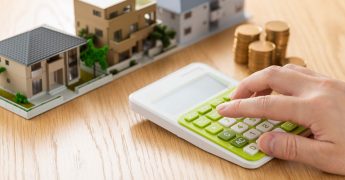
[{"left": 231, "top": 66, "right": 317, "bottom": 99}]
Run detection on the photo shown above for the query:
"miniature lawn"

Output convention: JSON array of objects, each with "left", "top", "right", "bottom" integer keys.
[
  {"left": 67, "top": 70, "right": 94, "bottom": 91},
  {"left": 0, "top": 89, "right": 34, "bottom": 108}
]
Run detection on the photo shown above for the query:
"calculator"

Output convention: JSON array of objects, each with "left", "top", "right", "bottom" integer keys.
[{"left": 129, "top": 63, "right": 308, "bottom": 168}]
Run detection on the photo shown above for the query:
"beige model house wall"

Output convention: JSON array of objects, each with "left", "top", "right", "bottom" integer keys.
[
  {"left": 0, "top": 48, "right": 81, "bottom": 98},
  {"left": 74, "top": 0, "right": 157, "bottom": 65},
  {"left": 0, "top": 26, "right": 86, "bottom": 98}
]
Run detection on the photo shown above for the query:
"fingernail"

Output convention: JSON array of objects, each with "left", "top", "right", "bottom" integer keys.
[
  {"left": 216, "top": 104, "right": 227, "bottom": 112},
  {"left": 257, "top": 133, "right": 275, "bottom": 156},
  {"left": 229, "top": 90, "right": 237, "bottom": 99}
]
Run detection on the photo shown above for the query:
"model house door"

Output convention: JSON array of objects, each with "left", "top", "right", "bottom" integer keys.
[
  {"left": 54, "top": 69, "right": 63, "bottom": 85},
  {"left": 49, "top": 69, "right": 63, "bottom": 90}
]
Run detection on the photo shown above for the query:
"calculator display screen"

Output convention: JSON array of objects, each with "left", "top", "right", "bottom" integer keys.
[{"left": 153, "top": 75, "right": 227, "bottom": 115}]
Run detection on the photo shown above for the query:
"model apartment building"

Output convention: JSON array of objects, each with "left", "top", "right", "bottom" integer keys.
[
  {"left": 74, "top": 0, "right": 157, "bottom": 66},
  {"left": 0, "top": 26, "right": 86, "bottom": 98},
  {"left": 156, "top": 0, "right": 245, "bottom": 44}
]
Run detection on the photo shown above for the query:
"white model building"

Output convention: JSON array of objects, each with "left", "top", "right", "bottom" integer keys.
[{"left": 156, "top": 0, "right": 245, "bottom": 44}]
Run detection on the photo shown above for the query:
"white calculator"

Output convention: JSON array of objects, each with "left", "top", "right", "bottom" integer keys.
[{"left": 129, "top": 63, "right": 307, "bottom": 168}]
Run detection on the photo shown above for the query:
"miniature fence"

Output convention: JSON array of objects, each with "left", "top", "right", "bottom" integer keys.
[
  {"left": 0, "top": 95, "right": 63, "bottom": 119},
  {"left": 75, "top": 74, "right": 113, "bottom": 95},
  {"left": 107, "top": 58, "right": 136, "bottom": 74}
]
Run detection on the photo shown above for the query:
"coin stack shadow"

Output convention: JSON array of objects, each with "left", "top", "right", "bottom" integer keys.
[{"left": 233, "top": 24, "right": 262, "bottom": 64}]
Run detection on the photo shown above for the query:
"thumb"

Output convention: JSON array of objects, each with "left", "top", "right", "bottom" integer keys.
[{"left": 257, "top": 132, "right": 328, "bottom": 165}]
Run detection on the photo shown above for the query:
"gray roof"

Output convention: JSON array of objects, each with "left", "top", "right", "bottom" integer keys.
[
  {"left": 0, "top": 26, "right": 86, "bottom": 66},
  {"left": 157, "top": 0, "right": 210, "bottom": 14}
]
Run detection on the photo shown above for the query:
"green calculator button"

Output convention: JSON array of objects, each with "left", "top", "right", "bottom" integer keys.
[
  {"left": 210, "top": 98, "right": 224, "bottom": 108},
  {"left": 222, "top": 96, "right": 231, "bottom": 101},
  {"left": 193, "top": 117, "right": 211, "bottom": 128},
  {"left": 205, "top": 110, "right": 222, "bottom": 121},
  {"left": 218, "top": 130, "right": 236, "bottom": 141},
  {"left": 281, "top": 122, "right": 298, "bottom": 132},
  {"left": 231, "top": 137, "right": 249, "bottom": 148},
  {"left": 184, "top": 112, "right": 199, "bottom": 122},
  {"left": 197, "top": 105, "right": 212, "bottom": 115},
  {"left": 205, "top": 123, "right": 223, "bottom": 135}
]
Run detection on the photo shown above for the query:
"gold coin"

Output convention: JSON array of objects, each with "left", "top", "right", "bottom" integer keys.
[
  {"left": 249, "top": 41, "right": 276, "bottom": 52},
  {"left": 265, "top": 21, "right": 289, "bottom": 33},
  {"left": 285, "top": 57, "right": 307, "bottom": 67},
  {"left": 235, "top": 24, "right": 263, "bottom": 37}
]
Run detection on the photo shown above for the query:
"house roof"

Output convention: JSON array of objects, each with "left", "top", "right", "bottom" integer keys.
[
  {"left": 156, "top": 0, "right": 210, "bottom": 14},
  {"left": 79, "top": 0, "right": 125, "bottom": 9},
  {"left": 0, "top": 26, "right": 86, "bottom": 66}
]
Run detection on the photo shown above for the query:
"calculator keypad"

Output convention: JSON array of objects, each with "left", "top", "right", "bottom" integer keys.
[{"left": 178, "top": 89, "right": 307, "bottom": 161}]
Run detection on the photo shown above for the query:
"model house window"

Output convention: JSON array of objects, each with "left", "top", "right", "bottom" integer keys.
[
  {"left": 109, "top": 11, "right": 118, "bottom": 19},
  {"left": 144, "top": 12, "right": 155, "bottom": 25},
  {"left": 77, "top": 21, "right": 80, "bottom": 27},
  {"left": 184, "top": 27, "right": 192, "bottom": 36},
  {"left": 95, "top": 28, "right": 103, "bottom": 37},
  {"left": 6, "top": 78, "right": 10, "bottom": 83},
  {"left": 130, "top": 23, "right": 139, "bottom": 33},
  {"left": 68, "top": 49, "right": 78, "bottom": 81},
  {"left": 31, "top": 62, "right": 41, "bottom": 71},
  {"left": 171, "top": 13, "right": 175, "bottom": 19},
  {"left": 184, "top": 12, "right": 192, "bottom": 19},
  {"left": 93, "top": 10, "right": 101, "bottom": 17},
  {"left": 114, "top": 30, "right": 123, "bottom": 42},
  {"left": 5, "top": 60, "right": 9, "bottom": 65},
  {"left": 123, "top": 5, "right": 131, "bottom": 13},
  {"left": 32, "top": 79, "right": 43, "bottom": 95},
  {"left": 119, "top": 50, "right": 130, "bottom": 62}
]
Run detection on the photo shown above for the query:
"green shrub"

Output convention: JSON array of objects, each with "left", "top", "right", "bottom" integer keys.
[
  {"left": 14, "top": 93, "right": 29, "bottom": 104},
  {"left": 110, "top": 69, "right": 119, "bottom": 75},
  {"left": 0, "top": 67, "right": 6, "bottom": 74},
  {"left": 129, "top": 60, "right": 137, "bottom": 67}
]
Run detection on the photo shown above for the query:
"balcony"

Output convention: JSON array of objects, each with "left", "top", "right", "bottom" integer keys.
[
  {"left": 31, "top": 68, "right": 43, "bottom": 78},
  {"left": 210, "top": 9, "right": 223, "bottom": 22},
  {"left": 110, "top": 34, "right": 137, "bottom": 52},
  {"left": 110, "top": 23, "right": 156, "bottom": 52}
]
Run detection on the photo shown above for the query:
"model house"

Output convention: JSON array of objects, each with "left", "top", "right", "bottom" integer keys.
[
  {"left": 0, "top": 26, "right": 86, "bottom": 98},
  {"left": 156, "top": 0, "right": 245, "bottom": 44},
  {"left": 74, "top": 0, "right": 157, "bottom": 66}
]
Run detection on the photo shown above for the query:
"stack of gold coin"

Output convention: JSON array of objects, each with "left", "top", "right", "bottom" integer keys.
[
  {"left": 283, "top": 57, "right": 307, "bottom": 67},
  {"left": 265, "top": 21, "right": 290, "bottom": 65},
  {"left": 233, "top": 24, "right": 262, "bottom": 64},
  {"left": 248, "top": 41, "right": 276, "bottom": 73}
]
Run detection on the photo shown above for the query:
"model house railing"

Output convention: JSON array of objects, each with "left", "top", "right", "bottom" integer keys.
[{"left": 31, "top": 68, "right": 43, "bottom": 78}]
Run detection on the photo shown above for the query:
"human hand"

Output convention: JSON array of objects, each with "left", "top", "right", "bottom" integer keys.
[{"left": 217, "top": 64, "right": 345, "bottom": 175}]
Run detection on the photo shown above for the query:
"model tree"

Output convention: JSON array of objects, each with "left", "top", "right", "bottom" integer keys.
[
  {"left": 149, "top": 24, "right": 176, "bottom": 48},
  {"left": 80, "top": 39, "right": 109, "bottom": 77},
  {"left": 0, "top": 67, "right": 6, "bottom": 74},
  {"left": 78, "top": 28, "right": 96, "bottom": 42}
]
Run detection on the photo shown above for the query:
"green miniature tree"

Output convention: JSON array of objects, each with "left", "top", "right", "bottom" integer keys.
[
  {"left": 14, "top": 93, "right": 29, "bottom": 104},
  {"left": 80, "top": 39, "right": 109, "bottom": 77},
  {"left": 78, "top": 28, "right": 96, "bottom": 42},
  {"left": 149, "top": 24, "right": 176, "bottom": 48},
  {"left": 0, "top": 67, "right": 6, "bottom": 74}
]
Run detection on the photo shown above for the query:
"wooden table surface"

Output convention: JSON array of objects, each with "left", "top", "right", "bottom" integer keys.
[{"left": 1, "top": 0, "right": 345, "bottom": 179}]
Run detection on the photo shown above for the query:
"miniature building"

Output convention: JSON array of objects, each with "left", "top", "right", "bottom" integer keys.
[
  {"left": 0, "top": 26, "right": 86, "bottom": 98},
  {"left": 74, "top": 0, "right": 157, "bottom": 66},
  {"left": 156, "top": 0, "right": 245, "bottom": 44}
]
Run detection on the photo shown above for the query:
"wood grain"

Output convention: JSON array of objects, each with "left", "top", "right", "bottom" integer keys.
[{"left": 0, "top": 0, "right": 345, "bottom": 179}]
